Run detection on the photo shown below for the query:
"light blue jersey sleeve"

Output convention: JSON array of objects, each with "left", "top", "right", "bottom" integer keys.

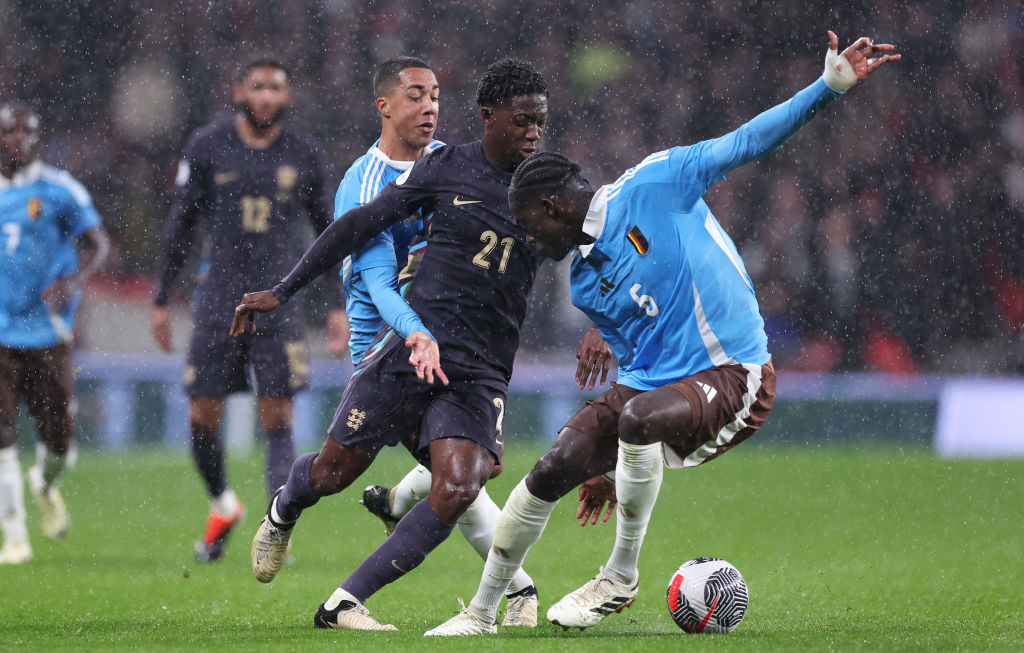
[
  {"left": 644, "top": 77, "right": 842, "bottom": 207},
  {"left": 361, "top": 265, "right": 432, "bottom": 340},
  {"left": 334, "top": 155, "right": 430, "bottom": 346}
]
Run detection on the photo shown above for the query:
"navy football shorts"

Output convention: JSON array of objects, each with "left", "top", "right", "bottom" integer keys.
[
  {"left": 327, "top": 330, "right": 506, "bottom": 467},
  {"left": 184, "top": 320, "right": 309, "bottom": 399}
]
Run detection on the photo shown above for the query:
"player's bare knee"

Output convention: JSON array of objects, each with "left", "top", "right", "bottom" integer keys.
[
  {"left": 618, "top": 401, "right": 656, "bottom": 445},
  {"left": 431, "top": 476, "right": 482, "bottom": 514}
]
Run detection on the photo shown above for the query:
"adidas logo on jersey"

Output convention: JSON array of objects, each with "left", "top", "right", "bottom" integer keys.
[
  {"left": 600, "top": 278, "right": 616, "bottom": 296},
  {"left": 696, "top": 382, "right": 717, "bottom": 403}
]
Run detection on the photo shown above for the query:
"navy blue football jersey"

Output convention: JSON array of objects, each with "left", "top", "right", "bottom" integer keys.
[
  {"left": 154, "top": 119, "right": 335, "bottom": 331},
  {"left": 277, "top": 141, "right": 544, "bottom": 383}
]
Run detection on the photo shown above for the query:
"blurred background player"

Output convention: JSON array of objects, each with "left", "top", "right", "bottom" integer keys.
[
  {"left": 425, "top": 31, "right": 900, "bottom": 636},
  {"left": 0, "top": 101, "right": 110, "bottom": 564},
  {"left": 337, "top": 55, "right": 537, "bottom": 626},
  {"left": 151, "top": 56, "right": 346, "bottom": 562},
  {"left": 231, "top": 57, "right": 549, "bottom": 631}
]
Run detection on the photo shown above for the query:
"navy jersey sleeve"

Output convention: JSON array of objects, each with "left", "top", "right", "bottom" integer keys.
[
  {"left": 272, "top": 152, "right": 440, "bottom": 303},
  {"left": 154, "top": 131, "right": 209, "bottom": 306},
  {"left": 302, "top": 138, "right": 345, "bottom": 309}
]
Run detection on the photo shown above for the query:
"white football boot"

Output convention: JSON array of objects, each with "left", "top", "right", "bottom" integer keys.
[
  {"left": 0, "top": 538, "right": 33, "bottom": 564},
  {"left": 424, "top": 605, "right": 497, "bottom": 636},
  {"left": 27, "top": 465, "right": 69, "bottom": 540},
  {"left": 546, "top": 566, "right": 638, "bottom": 630},
  {"left": 501, "top": 585, "right": 538, "bottom": 627},
  {"left": 314, "top": 587, "right": 397, "bottom": 631}
]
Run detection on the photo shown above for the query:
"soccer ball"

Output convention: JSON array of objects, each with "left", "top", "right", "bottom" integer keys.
[{"left": 666, "top": 557, "right": 748, "bottom": 633}]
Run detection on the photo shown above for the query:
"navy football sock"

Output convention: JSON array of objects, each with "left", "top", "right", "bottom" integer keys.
[
  {"left": 273, "top": 452, "right": 318, "bottom": 525},
  {"left": 190, "top": 424, "right": 227, "bottom": 498},
  {"left": 264, "top": 427, "right": 295, "bottom": 499},
  {"left": 340, "top": 499, "right": 455, "bottom": 602}
]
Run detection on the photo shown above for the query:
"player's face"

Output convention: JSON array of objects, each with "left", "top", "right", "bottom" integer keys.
[
  {"left": 385, "top": 68, "right": 439, "bottom": 151},
  {"left": 484, "top": 93, "right": 547, "bottom": 171},
  {"left": 514, "top": 198, "right": 579, "bottom": 261},
  {"left": 234, "top": 66, "right": 291, "bottom": 129},
  {"left": 0, "top": 108, "right": 40, "bottom": 173}
]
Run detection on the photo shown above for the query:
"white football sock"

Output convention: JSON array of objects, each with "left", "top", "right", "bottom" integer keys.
[
  {"left": 391, "top": 464, "right": 432, "bottom": 517},
  {"left": 604, "top": 441, "right": 663, "bottom": 585},
  {"left": 456, "top": 485, "right": 535, "bottom": 595},
  {"left": 34, "top": 443, "right": 68, "bottom": 492},
  {"left": 468, "top": 478, "right": 557, "bottom": 620},
  {"left": 0, "top": 447, "right": 28, "bottom": 543},
  {"left": 324, "top": 586, "right": 362, "bottom": 610},
  {"left": 211, "top": 488, "right": 241, "bottom": 518}
]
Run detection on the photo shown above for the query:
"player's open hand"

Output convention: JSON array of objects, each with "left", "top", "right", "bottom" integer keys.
[
  {"left": 576, "top": 327, "right": 614, "bottom": 391},
  {"left": 824, "top": 31, "right": 900, "bottom": 92},
  {"left": 576, "top": 475, "right": 617, "bottom": 526},
  {"left": 230, "top": 290, "right": 280, "bottom": 336},
  {"left": 406, "top": 331, "right": 449, "bottom": 386},
  {"left": 326, "top": 309, "right": 350, "bottom": 357}
]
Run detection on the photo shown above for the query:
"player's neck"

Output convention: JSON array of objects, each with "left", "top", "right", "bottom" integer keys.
[
  {"left": 235, "top": 115, "right": 283, "bottom": 150},
  {"left": 376, "top": 133, "right": 425, "bottom": 163},
  {"left": 0, "top": 160, "right": 27, "bottom": 180}
]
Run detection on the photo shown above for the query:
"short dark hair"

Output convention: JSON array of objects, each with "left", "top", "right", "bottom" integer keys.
[
  {"left": 238, "top": 55, "right": 289, "bottom": 82},
  {"left": 373, "top": 56, "right": 432, "bottom": 99},
  {"left": 476, "top": 58, "right": 548, "bottom": 107},
  {"left": 509, "top": 152, "right": 582, "bottom": 211}
]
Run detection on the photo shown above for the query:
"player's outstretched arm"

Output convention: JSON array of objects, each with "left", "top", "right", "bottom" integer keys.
[
  {"left": 268, "top": 191, "right": 414, "bottom": 304},
  {"left": 705, "top": 31, "right": 900, "bottom": 177}
]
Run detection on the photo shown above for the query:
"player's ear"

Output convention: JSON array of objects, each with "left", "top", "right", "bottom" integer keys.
[
  {"left": 480, "top": 106, "right": 494, "bottom": 125},
  {"left": 376, "top": 97, "right": 390, "bottom": 118},
  {"left": 232, "top": 83, "right": 245, "bottom": 105},
  {"left": 541, "top": 196, "right": 557, "bottom": 217}
]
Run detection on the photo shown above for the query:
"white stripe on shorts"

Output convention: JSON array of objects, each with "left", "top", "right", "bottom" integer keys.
[{"left": 664, "top": 362, "right": 764, "bottom": 469}]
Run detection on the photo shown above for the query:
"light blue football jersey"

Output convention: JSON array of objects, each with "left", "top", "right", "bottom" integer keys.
[
  {"left": 570, "top": 78, "right": 840, "bottom": 390},
  {"left": 0, "top": 161, "right": 102, "bottom": 348},
  {"left": 335, "top": 139, "right": 443, "bottom": 362}
]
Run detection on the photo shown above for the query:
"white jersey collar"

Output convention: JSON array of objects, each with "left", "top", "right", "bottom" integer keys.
[
  {"left": 578, "top": 185, "right": 609, "bottom": 259},
  {"left": 369, "top": 139, "right": 442, "bottom": 172},
  {"left": 0, "top": 160, "right": 43, "bottom": 190}
]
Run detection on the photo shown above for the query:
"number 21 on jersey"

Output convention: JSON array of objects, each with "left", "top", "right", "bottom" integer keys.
[{"left": 472, "top": 229, "right": 514, "bottom": 273}]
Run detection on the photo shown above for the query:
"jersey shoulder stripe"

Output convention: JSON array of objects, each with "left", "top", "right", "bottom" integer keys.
[
  {"left": 359, "top": 157, "right": 386, "bottom": 205},
  {"left": 39, "top": 165, "right": 93, "bottom": 207},
  {"left": 606, "top": 150, "right": 671, "bottom": 200}
]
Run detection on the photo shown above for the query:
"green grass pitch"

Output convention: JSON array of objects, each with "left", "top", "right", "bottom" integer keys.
[{"left": 1, "top": 442, "right": 1021, "bottom": 651}]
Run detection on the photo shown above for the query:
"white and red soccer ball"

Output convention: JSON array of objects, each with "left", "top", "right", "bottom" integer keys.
[{"left": 666, "top": 557, "right": 748, "bottom": 633}]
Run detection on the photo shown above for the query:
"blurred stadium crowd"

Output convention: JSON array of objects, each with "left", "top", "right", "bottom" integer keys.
[{"left": 1, "top": 0, "right": 1021, "bottom": 372}]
